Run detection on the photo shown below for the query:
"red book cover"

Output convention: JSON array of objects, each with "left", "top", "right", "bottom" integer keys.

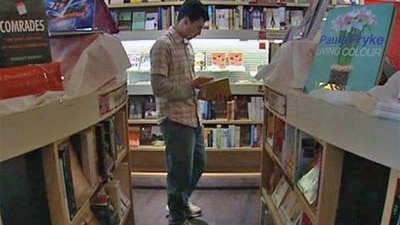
[
  {"left": 365, "top": 1, "right": 400, "bottom": 70},
  {"left": 0, "top": 62, "right": 63, "bottom": 99},
  {"left": 301, "top": 212, "right": 312, "bottom": 225}
]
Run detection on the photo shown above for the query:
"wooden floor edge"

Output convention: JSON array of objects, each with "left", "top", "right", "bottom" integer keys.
[
  {"left": 131, "top": 172, "right": 261, "bottom": 188},
  {"left": 131, "top": 172, "right": 261, "bottom": 178}
]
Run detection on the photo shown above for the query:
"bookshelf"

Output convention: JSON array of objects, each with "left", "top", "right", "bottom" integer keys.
[
  {"left": 260, "top": 83, "right": 400, "bottom": 225},
  {"left": 0, "top": 83, "right": 135, "bottom": 225},
  {"left": 108, "top": 0, "right": 290, "bottom": 177},
  {"left": 108, "top": 0, "right": 310, "bottom": 35},
  {"left": 127, "top": 83, "right": 264, "bottom": 174}
]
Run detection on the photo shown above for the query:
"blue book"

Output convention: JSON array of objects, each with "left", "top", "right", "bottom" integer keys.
[
  {"left": 304, "top": 3, "right": 396, "bottom": 92},
  {"left": 46, "top": 0, "right": 96, "bottom": 32}
]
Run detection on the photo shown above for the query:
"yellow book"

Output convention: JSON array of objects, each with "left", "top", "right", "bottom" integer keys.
[{"left": 198, "top": 77, "right": 231, "bottom": 101}]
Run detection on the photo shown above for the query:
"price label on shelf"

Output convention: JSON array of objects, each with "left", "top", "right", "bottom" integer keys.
[
  {"left": 98, "top": 85, "right": 127, "bottom": 116},
  {"left": 265, "top": 86, "right": 286, "bottom": 116}
]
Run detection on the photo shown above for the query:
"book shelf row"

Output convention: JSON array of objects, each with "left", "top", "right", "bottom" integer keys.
[
  {"left": 261, "top": 114, "right": 343, "bottom": 225},
  {"left": 0, "top": 104, "right": 133, "bottom": 225},
  {"left": 112, "top": 4, "right": 307, "bottom": 32},
  {"left": 262, "top": 109, "right": 329, "bottom": 224},
  {"left": 42, "top": 106, "right": 132, "bottom": 225},
  {"left": 261, "top": 83, "right": 400, "bottom": 225},
  {"left": 202, "top": 96, "right": 264, "bottom": 121},
  {"left": 126, "top": 82, "right": 264, "bottom": 173},
  {"left": 107, "top": 0, "right": 361, "bottom": 8},
  {"left": 128, "top": 123, "right": 263, "bottom": 148},
  {"left": 262, "top": 109, "right": 400, "bottom": 225},
  {"left": 128, "top": 95, "right": 263, "bottom": 121},
  {"left": 128, "top": 118, "right": 262, "bottom": 125},
  {"left": 260, "top": 188, "right": 313, "bottom": 225}
]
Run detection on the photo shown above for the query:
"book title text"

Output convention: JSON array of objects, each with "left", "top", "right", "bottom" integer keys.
[
  {"left": 0, "top": 19, "right": 46, "bottom": 33},
  {"left": 317, "top": 34, "right": 386, "bottom": 58}
]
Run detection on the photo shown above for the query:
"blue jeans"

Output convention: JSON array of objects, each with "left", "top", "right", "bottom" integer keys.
[{"left": 160, "top": 118, "right": 206, "bottom": 225}]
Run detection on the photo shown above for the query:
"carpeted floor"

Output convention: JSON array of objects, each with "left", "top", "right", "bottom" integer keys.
[
  {"left": 130, "top": 173, "right": 272, "bottom": 225},
  {"left": 132, "top": 187, "right": 261, "bottom": 225}
]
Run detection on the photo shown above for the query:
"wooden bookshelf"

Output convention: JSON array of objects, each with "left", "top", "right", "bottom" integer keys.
[
  {"left": 126, "top": 82, "right": 264, "bottom": 177},
  {"left": 260, "top": 83, "right": 400, "bottom": 225},
  {"left": 0, "top": 83, "right": 135, "bottom": 225},
  {"left": 129, "top": 146, "right": 261, "bottom": 172},
  {"left": 109, "top": 0, "right": 310, "bottom": 41},
  {"left": 0, "top": 84, "right": 127, "bottom": 162},
  {"left": 108, "top": 0, "right": 311, "bottom": 9}
]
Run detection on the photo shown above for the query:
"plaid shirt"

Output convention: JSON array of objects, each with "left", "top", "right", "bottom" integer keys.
[{"left": 150, "top": 27, "right": 200, "bottom": 128}]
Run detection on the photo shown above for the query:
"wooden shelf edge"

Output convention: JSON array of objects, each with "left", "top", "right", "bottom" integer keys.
[
  {"left": 261, "top": 188, "right": 286, "bottom": 225},
  {"left": 128, "top": 118, "right": 263, "bottom": 125},
  {"left": 131, "top": 171, "right": 260, "bottom": 177},
  {"left": 118, "top": 204, "right": 132, "bottom": 225},
  {"left": 71, "top": 201, "right": 91, "bottom": 225},
  {"left": 207, "top": 147, "right": 262, "bottom": 152},
  {"left": 129, "top": 146, "right": 261, "bottom": 151},
  {"left": 264, "top": 144, "right": 285, "bottom": 170},
  {"left": 108, "top": 0, "right": 311, "bottom": 8},
  {"left": 381, "top": 169, "right": 400, "bottom": 225},
  {"left": 292, "top": 187, "right": 318, "bottom": 224},
  {"left": 202, "top": 119, "right": 263, "bottom": 125},
  {"left": 116, "top": 147, "right": 129, "bottom": 167},
  {"left": 263, "top": 144, "right": 318, "bottom": 224},
  {"left": 263, "top": 83, "right": 400, "bottom": 171},
  {"left": 0, "top": 83, "right": 127, "bottom": 162},
  {"left": 128, "top": 119, "right": 158, "bottom": 125}
]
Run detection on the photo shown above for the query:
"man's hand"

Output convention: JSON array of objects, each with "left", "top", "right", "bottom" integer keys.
[{"left": 192, "top": 76, "right": 214, "bottom": 89}]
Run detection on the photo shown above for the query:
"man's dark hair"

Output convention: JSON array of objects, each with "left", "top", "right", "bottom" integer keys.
[{"left": 177, "top": 0, "right": 209, "bottom": 22}]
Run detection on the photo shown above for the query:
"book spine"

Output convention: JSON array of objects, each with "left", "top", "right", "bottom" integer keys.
[
  {"left": 80, "top": 129, "right": 99, "bottom": 188},
  {"left": 234, "top": 126, "right": 241, "bottom": 148},
  {"left": 391, "top": 191, "right": 400, "bottom": 225},
  {"left": 59, "top": 144, "right": 77, "bottom": 220},
  {"left": 102, "top": 118, "right": 117, "bottom": 161},
  {"left": 58, "top": 155, "right": 71, "bottom": 220}
]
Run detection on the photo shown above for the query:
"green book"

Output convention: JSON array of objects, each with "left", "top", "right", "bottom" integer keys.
[
  {"left": 132, "top": 11, "right": 146, "bottom": 30},
  {"left": 305, "top": 3, "right": 396, "bottom": 92},
  {"left": 118, "top": 11, "right": 132, "bottom": 21}
]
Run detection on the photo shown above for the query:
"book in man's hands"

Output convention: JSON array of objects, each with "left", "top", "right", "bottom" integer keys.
[{"left": 198, "top": 77, "right": 231, "bottom": 101}]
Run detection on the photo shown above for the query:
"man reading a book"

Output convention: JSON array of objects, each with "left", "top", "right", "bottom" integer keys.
[{"left": 149, "top": 1, "right": 211, "bottom": 225}]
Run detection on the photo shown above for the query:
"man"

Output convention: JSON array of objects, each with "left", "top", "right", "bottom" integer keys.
[{"left": 149, "top": 1, "right": 212, "bottom": 225}]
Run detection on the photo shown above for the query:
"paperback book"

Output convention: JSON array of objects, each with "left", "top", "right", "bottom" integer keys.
[
  {"left": 210, "top": 52, "right": 226, "bottom": 70},
  {"left": 271, "top": 176, "right": 290, "bottom": 208},
  {"left": 304, "top": 3, "right": 397, "bottom": 92},
  {"left": 198, "top": 77, "right": 231, "bottom": 101},
  {"left": 45, "top": 0, "right": 96, "bottom": 32},
  {"left": 132, "top": 11, "right": 146, "bottom": 30},
  {"left": 0, "top": 0, "right": 52, "bottom": 67}
]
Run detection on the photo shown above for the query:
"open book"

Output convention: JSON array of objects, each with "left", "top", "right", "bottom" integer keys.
[{"left": 198, "top": 77, "right": 231, "bottom": 101}]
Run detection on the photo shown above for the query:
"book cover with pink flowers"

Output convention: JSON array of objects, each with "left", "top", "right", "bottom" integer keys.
[{"left": 304, "top": 3, "right": 396, "bottom": 92}]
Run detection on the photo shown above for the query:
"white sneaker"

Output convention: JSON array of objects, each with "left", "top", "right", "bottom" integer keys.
[
  {"left": 188, "top": 202, "right": 201, "bottom": 216},
  {"left": 166, "top": 202, "right": 202, "bottom": 218}
]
